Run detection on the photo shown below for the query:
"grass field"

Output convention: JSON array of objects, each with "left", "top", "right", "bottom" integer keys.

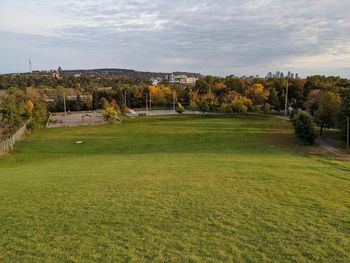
[{"left": 0, "top": 115, "right": 350, "bottom": 262}]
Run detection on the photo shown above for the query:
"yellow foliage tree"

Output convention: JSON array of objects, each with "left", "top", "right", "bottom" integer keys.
[
  {"left": 149, "top": 86, "right": 160, "bottom": 97},
  {"left": 26, "top": 100, "right": 34, "bottom": 116},
  {"left": 102, "top": 106, "right": 120, "bottom": 122},
  {"left": 246, "top": 84, "right": 269, "bottom": 105}
]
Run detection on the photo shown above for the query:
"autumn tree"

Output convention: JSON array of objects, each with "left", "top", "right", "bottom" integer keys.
[
  {"left": 102, "top": 106, "right": 120, "bottom": 122},
  {"left": 26, "top": 100, "right": 34, "bottom": 117},
  {"left": 100, "top": 97, "right": 110, "bottom": 109},
  {"left": 221, "top": 95, "right": 252, "bottom": 114},
  {"left": 246, "top": 84, "right": 269, "bottom": 106},
  {"left": 304, "top": 89, "right": 322, "bottom": 115}
]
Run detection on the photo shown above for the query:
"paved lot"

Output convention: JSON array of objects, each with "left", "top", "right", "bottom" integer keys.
[{"left": 47, "top": 111, "right": 107, "bottom": 128}]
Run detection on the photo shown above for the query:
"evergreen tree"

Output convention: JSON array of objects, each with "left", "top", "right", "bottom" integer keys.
[{"left": 268, "top": 87, "right": 280, "bottom": 111}]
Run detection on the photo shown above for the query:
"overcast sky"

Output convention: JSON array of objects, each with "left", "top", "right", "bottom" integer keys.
[{"left": 0, "top": 0, "right": 349, "bottom": 77}]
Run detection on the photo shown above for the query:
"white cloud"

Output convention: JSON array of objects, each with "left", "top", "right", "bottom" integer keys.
[{"left": 0, "top": 0, "right": 349, "bottom": 77}]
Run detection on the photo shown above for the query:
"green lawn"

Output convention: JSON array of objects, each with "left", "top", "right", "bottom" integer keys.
[{"left": 0, "top": 115, "right": 349, "bottom": 262}]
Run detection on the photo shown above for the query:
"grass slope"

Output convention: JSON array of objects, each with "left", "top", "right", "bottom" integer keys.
[{"left": 0, "top": 115, "right": 349, "bottom": 262}]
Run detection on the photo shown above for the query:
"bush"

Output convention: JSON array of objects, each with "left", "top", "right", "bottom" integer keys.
[
  {"left": 102, "top": 107, "right": 120, "bottom": 122},
  {"left": 291, "top": 110, "right": 316, "bottom": 145},
  {"left": 261, "top": 103, "right": 271, "bottom": 113},
  {"left": 28, "top": 104, "right": 48, "bottom": 131},
  {"left": 290, "top": 108, "right": 302, "bottom": 121},
  {"left": 177, "top": 102, "right": 185, "bottom": 114}
]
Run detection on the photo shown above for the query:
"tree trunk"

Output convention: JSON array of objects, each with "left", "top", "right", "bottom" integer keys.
[{"left": 320, "top": 124, "right": 324, "bottom": 136}]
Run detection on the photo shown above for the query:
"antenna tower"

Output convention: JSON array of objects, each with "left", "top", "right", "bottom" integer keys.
[{"left": 29, "top": 58, "right": 32, "bottom": 73}]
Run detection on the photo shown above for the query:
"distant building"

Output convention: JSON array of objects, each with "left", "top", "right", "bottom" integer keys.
[
  {"left": 169, "top": 74, "right": 197, "bottom": 84},
  {"left": 151, "top": 77, "right": 163, "bottom": 86},
  {"left": 266, "top": 71, "right": 300, "bottom": 79},
  {"left": 52, "top": 70, "right": 60, "bottom": 79},
  {"left": 168, "top": 74, "right": 174, "bottom": 82}
]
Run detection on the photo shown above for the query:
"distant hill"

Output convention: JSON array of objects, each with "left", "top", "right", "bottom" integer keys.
[{"left": 61, "top": 68, "right": 202, "bottom": 79}]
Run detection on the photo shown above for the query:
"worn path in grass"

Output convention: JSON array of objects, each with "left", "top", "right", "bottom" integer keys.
[{"left": 0, "top": 115, "right": 349, "bottom": 262}]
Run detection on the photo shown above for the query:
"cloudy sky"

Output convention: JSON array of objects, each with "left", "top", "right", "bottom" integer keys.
[{"left": 0, "top": 0, "right": 349, "bottom": 77}]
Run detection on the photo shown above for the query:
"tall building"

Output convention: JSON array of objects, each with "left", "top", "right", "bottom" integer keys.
[{"left": 168, "top": 74, "right": 174, "bottom": 82}]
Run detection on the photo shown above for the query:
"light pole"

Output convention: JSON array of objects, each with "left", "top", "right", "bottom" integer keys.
[
  {"left": 284, "top": 79, "right": 289, "bottom": 116},
  {"left": 149, "top": 90, "right": 152, "bottom": 111},
  {"left": 63, "top": 92, "right": 67, "bottom": 116},
  {"left": 145, "top": 93, "right": 148, "bottom": 116}
]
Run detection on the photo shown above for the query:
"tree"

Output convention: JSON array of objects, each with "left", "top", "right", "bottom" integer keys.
[
  {"left": 231, "top": 96, "right": 248, "bottom": 113},
  {"left": 102, "top": 107, "right": 120, "bottom": 122},
  {"left": 304, "top": 89, "right": 322, "bottom": 115},
  {"left": 100, "top": 97, "right": 110, "bottom": 109},
  {"left": 197, "top": 90, "right": 218, "bottom": 112},
  {"left": 28, "top": 103, "right": 48, "bottom": 131},
  {"left": 110, "top": 98, "right": 120, "bottom": 113},
  {"left": 26, "top": 100, "right": 34, "bottom": 117},
  {"left": 261, "top": 103, "right": 271, "bottom": 113},
  {"left": 246, "top": 84, "right": 269, "bottom": 105},
  {"left": 337, "top": 91, "right": 350, "bottom": 140},
  {"left": 267, "top": 87, "right": 280, "bottom": 111},
  {"left": 314, "top": 92, "right": 341, "bottom": 136},
  {"left": 220, "top": 95, "right": 252, "bottom": 114},
  {"left": 0, "top": 94, "right": 25, "bottom": 134},
  {"left": 291, "top": 111, "right": 316, "bottom": 145}
]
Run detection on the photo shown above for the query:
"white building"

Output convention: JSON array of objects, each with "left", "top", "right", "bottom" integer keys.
[{"left": 170, "top": 74, "right": 197, "bottom": 84}]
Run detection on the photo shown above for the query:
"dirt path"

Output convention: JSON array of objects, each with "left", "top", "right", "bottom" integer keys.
[{"left": 317, "top": 137, "right": 350, "bottom": 161}]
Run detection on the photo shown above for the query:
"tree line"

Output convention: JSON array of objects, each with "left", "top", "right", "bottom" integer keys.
[{"left": 1, "top": 74, "right": 350, "bottom": 143}]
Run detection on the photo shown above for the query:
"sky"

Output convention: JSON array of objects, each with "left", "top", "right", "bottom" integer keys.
[{"left": 0, "top": 0, "right": 349, "bottom": 77}]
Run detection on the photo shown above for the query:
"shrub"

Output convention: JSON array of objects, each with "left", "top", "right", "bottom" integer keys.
[
  {"left": 220, "top": 96, "right": 251, "bottom": 114},
  {"left": 291, "top": 110, "right": 316, "bottom": 145},
  {"left": 177, "top": 102, "right": 185, "bottom": 114},
  {"left": 102, "top": 107, "right": 120, "bottom": 122},
  {"left": 261, "top": 103, "right": 271, "bottom": 113},
  {"left": 290, "top": 108, "right": 302, "bottom": 121},
  {"left": 28, "top": 103, "right": 48, "bottom": 131}
]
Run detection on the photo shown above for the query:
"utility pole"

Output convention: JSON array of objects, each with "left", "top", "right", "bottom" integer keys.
[
  {"left": 124, "top": 90, "right": 127, "bottom": 106},
  {"left": 284, "top": 79, "right": 289, "bottom": 116},
  {"left": 63, "top": 93, "right": 67, "bottom": 116},
  {"left": 149, "top": 90, "right": 152, "bottom": 111},
  {"left": 145, "top": 93, "right": 148, "bottom": 116},
  {"left": 347, "top": 117, "right": 349, "bottom": 153}
]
